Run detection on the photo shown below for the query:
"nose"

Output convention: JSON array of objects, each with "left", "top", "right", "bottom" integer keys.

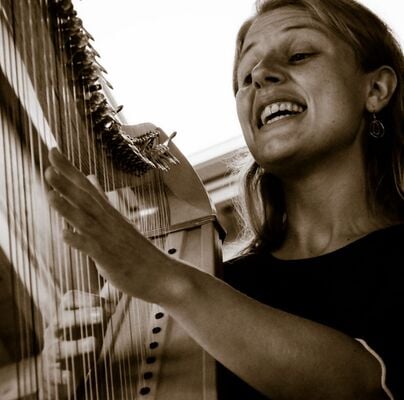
[{"left": 251, "top": 62, "right": 284, "bottom": 89}]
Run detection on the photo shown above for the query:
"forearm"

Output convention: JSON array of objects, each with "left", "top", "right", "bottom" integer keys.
[{"left": 159, "top": 262, "right": 385, "bottom": 400}]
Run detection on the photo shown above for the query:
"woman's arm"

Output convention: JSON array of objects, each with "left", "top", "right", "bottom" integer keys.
[
  {"left": 164, "top": 265, "right": 387, "bottom": 400},
  {"left": 45, "top": 148, "right": 386, "bottom": 400}
]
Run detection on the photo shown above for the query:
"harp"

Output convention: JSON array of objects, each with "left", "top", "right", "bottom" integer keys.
[{"left": 0, "top": 0, "right": 222, "bottom": 398}]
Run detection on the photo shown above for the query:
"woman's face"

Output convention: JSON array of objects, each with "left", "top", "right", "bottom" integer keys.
[{"left": 236, "top": 7, "right": 371, "bottom": 177}]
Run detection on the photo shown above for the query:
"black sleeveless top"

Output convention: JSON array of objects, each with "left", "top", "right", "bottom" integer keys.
[{"left": 217, "top": 224, "right": 404, "bottom": 399}]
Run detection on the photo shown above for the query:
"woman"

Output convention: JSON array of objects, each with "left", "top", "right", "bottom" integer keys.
[{"left": 45, "top": 0, "right": 404, "bottom": 398}]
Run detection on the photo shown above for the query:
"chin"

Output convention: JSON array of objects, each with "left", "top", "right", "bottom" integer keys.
[{"left": 255, "top": 151, "right": 306, "bottom": 179}]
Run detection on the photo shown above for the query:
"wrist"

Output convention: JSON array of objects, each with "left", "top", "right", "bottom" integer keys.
[{"left": 153, "top": 257, "right": 199, "bottom": 309}]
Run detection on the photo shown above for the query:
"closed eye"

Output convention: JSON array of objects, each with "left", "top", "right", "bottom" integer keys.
[{"left": 289, "top": 53, "right": 314, "bottom": 63}]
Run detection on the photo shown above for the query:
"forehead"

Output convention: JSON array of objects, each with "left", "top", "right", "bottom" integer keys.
[{"left": 243, "top": 7, "right": 328, "bottom": 49}]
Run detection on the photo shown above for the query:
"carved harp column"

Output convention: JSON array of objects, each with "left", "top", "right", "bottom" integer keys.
[{"left": 0, "top": 0, "right": 223, "bottom": 399}]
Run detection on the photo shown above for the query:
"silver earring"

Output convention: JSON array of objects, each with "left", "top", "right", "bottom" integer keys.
[{"left": 369, "top": 113, "right": 385, "bottom": 138}]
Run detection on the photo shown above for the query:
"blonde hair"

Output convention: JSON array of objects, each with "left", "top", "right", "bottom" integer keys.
[{"left": 232, "top": 0, "right": 404, "bottom": 254}]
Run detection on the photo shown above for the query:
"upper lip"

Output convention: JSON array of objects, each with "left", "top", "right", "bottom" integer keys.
[{"left": 254, "top": 93, "right": 307, "bottom": 128}]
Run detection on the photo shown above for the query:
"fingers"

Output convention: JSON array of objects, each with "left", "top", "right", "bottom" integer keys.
[
  {"left": 47, "top": 190, "right": 94, "bottom": 237},
  {"left": 55, "top": 336, "right": 98, "bottom": 359},
  {"left": 56, "top": 307, "right": 103, "bottom": 329},
  {"left": 43, "top": 303, "right": 104, "bottom": 362},
  {"left": 45, "top": 148, "right": 114, "bottom": 221},
  {"left": 45, "top": 166, "right": 105, "bottom": 223},
  {"left": 61, "top": 287, "right": 116, "bottom": 317},
  {"left": 62, "top": 229, "right": 94, "bottom": 254},
  {"left": 61, "top": 290, "right": 102, "bottom": 310},
  {"left": 49, "top": 307, "right": 104, "bottom": 344},
  {"left": 45, "top": 149, "right": 128, "bottom": 254},
  {"left": 51, "top": 368, "right": 74, "bottom": 386},
  {"left": 41, "top": 289, "right": 114, "bottom": 394},
  {"left": 61, "top": 289, "right": 115, "bottom": 316},
  {"left": 41, "top": 336, "right": 97, "bottom": 396},
  {"left": 42, "top": 333, "right": 98, "bottom": 367},
  {"left": 46, "top": 182, "right": 113, "bottom": 251},
  {"left": 48, "top": 148, "right": 102, "bottom": 201},
  {"left": 52, "top": 290, "right": 114, "bottom": 337},
  {"left": 40, "top": 337, "right": 98, "bottom": 398}
]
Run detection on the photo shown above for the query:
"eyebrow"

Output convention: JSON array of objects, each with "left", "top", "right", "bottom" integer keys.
[{"left": 239, "top": 23, "right": 324, "bottom": 61}]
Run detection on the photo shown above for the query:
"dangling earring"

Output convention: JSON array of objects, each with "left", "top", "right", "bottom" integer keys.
[{"left": 369, "top": 112, "right": 385, "bottom": 138}]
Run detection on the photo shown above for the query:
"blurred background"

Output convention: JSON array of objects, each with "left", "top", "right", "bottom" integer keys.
[{"left": 72, "top": 0, "right": 404, "bottom": 259}]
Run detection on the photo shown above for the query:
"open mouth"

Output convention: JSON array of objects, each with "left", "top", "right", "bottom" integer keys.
[{"left": 257, "top": 101, "right": 306, "bottom": 129}]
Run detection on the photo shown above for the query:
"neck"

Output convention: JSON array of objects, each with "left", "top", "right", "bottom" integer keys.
[{"left": 273, "top": 151, "right": 390, "bottom": 260}]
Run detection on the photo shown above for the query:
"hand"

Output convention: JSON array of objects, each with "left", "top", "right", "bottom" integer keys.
[
  {"left": 44, "top": 148, "right": 176, "bottom": 303},
  {"left": 39, "top": 290, "right": 113, "bottom": 399}
]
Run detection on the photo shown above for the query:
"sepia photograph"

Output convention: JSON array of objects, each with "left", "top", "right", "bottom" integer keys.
[{"left": 0, "top": 0, "right": 403, "bottom": 398}]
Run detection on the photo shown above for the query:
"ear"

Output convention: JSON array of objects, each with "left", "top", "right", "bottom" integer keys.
[{"left": 365, "top": 66, "right": 397, "bottom": 112}]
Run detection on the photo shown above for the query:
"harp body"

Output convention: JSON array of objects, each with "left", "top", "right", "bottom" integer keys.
[{"left": 0, "top": 0, "right": 222, "bottom": 398}]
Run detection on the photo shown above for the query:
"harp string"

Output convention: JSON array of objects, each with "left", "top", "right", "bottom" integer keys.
[
  {"left": 25, "top": 0, "right": 59, "bottom": 396},
  {"left": 8, "top": 5, "right": 24, "bottom": 393},
  {"left": 116, "top": 176, "right": 142, "bottom": 397},
  {"left": 17, "top": 0, "right": 40, "bottom": 395},
  {"left": 53, "top": 3, "right": 95, "bottom": 397},
  {"left": 80, "top": 25, "right": 122, "bottom": 400},
  {"left": 1, "top": 115, "right": 17, "bottom": 394},
  {"left": 89, "top": 110, "right": 118, "bottom": 398},
  {"left": 55, "top": 4, "right": 134, "bottom": 395},
  {"left": 49, "top": 7, "right": 71, "bottom": 400},
  {"left": 0, "top": 108, "right": 25, "bottom": 398},
  {"left": 36, "top": 0, "right": 68, "bottom": 394},
  {"left": 9, "top": 0, "right": 37, "bottom": 396},
  {"left": 33, "top": 0, "right": 63, "bottom": 399},
  {"left": 59, "top": 7, "right": 93, "bottom": 399},
  {"left": 33, "top": 13, "right": 65, "bottom": 395},
  {"left": 4, "top": 2, "right": 23, "bottom": 395},
  {"left": 31, "top": 0, "right": 79, "bottom": 396},
  {"left": 103, "top": 147, "right": 137, "bottom": 398},
  {"left": 1, "top": 0, "right": 60, "bottom": 396},
  {"left": 2, "top": 0, "right": 177, "bottom": 397},
  {"left": 0, "top": 111, "right": 21, "bottom": 396}
]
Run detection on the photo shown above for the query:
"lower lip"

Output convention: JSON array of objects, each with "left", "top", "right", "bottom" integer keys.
[{"left": 258, "top": 111, "right": 306, "bottom": 130}]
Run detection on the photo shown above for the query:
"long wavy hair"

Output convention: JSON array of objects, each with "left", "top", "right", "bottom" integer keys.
[{"left": 232, "top": 0, "right": 404, "bottom": 254}]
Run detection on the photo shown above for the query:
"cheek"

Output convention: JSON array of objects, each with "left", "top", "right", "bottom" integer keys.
[
  {"left": 236, "top": 89, "right": 254, "bottom": 134},
  {"left": 321, "top": 83, "right": 364, "bottom": 127},
  {"left": 313, "top": 66, "right": 364, "bottom": 106},
  {"left": 308, "top": 78, "right": 360, "bottom": 128}
]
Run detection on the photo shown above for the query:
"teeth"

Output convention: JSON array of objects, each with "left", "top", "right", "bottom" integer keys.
[{"left": 260, "top": 101, "right": 304, "bottom": 126}]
